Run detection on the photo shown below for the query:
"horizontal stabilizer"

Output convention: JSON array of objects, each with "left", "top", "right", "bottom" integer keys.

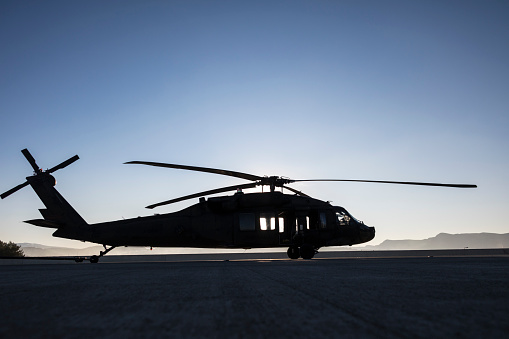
[
  {"left": 39, "top": 208, "right": 62, "bottom": 221},
  {"left": 24, "top": 219, "right": 62, "bottom": 229}
]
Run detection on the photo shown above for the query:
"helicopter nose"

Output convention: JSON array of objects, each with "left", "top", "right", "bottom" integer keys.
[
  {"left": 369, "top": 226, "right": 375, "bottom": 239},
  {"left": 360, "top": 226, "right": 376, "bottom": 242}
]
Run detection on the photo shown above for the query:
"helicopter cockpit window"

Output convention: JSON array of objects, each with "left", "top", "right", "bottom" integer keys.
[
  {"left": 260, "top": 213, "right": 276, "bottom": 231},
  {"left": 336, "top": 211, "right": 351, "bottom": 226},
  {"left": 239, "top": 213, "right": 255, "bottom": 231}
]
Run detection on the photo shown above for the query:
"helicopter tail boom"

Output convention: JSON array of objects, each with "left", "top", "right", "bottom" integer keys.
[{"left": 1, "top": 149, "right": 90, "bottom": 241}]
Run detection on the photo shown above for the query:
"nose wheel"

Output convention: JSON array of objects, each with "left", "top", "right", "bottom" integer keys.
[{"left": 287, "top": 244, "right": 317, "bottom": 259}]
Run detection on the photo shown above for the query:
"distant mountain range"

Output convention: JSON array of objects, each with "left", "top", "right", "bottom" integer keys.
[
  {"left": 17, "top": 243, "right": 223, "bottom": 257},
  {"left": 17, "top": 232, "right": 509, "bottom": 256},
  {"left": 17, "top": 243, "right": 104, "bottom": 257},
  {"left": 363, "top": 232, "right": 509, "bottom": 250}
]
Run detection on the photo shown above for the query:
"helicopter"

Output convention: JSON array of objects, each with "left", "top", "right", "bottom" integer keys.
[{"left": 1, "top": 149, "right": 477, "bottom": 263}]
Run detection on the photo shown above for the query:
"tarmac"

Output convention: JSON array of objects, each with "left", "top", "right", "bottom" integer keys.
[{"left": 1, "top": 254, "right": 508, "bottom": 338}]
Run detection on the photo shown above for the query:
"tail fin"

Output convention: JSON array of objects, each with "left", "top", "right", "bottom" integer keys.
[{"left": 1, "top": 149, "right": 88, "bottom": 240}]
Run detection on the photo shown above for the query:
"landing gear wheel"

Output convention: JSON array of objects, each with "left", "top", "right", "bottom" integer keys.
[
  {"left": 287, "top": 246, "right": 300, "bottom": 259},
  {"left": 300, "top": 244, "right": 315, "bottom": 259},
  {"left": 89, "top": 245, "right": 116, "bottom": 264}
]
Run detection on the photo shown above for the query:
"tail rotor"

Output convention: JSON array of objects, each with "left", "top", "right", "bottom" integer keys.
[{"left": 1, "top": 149, "right": 79, "bottom": 199}]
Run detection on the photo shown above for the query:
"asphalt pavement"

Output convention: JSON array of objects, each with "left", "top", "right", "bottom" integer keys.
[{"left": 1, "top": 256, "right": 508, "bottom": 338}]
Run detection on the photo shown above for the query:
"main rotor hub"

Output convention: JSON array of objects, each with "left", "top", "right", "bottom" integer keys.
[{"left": 258, "top": 176, "right": 294, "bottom": 191}]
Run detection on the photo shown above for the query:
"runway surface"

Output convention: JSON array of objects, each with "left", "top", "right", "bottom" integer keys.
[{"left": 1, "top": 256, "right": 508, "bottom": 338}]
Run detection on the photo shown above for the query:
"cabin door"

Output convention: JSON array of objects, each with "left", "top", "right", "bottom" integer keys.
[
  {"left": 278, "top": 211, "right": 296, "bottom": 245},
  {"left": 233, "top": 211, "right": 280, "bottom": 248}
]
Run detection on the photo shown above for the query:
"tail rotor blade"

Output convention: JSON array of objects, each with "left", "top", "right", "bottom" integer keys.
[
  {"left": 47, "top": 155, "right": 79, "bottom": 173},
  {"left": 21, "top": 149, "right": 40, "bottom": 172},
  {"left": 1, "top": 181, "right": 29, "bottom": 199}
]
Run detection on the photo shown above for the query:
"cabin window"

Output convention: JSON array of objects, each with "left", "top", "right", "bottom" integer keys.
[
  {"left": 319, "top": 212, "right": 327, "bottom": 229},
  {"left": 278, "top": 217, "right": 284, "bottom": 233},
  {"left": 260, "top": 213, "right": 276, "bottom": 231},
  {"left": 239, "top": 213, "right": 255, "bottom": 231},
  {"left": 296, "top": 216, "right": 309, "bottom": 231}
]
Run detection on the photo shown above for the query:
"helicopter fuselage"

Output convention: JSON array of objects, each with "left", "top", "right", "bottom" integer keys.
[{"left": 64, "top": 191, "right": 375, "bottom": 250}]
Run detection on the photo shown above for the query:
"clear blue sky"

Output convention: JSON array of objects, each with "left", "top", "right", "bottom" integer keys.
[{"left": 1, "top": 0, "right": 507, "bottom": 248}]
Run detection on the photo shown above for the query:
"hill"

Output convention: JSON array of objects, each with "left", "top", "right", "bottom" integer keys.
[
  {"left": 364, "top": 233, "right": 509, "bottom": 250},
  {"left": 17, "top": 232, "right": 509, "bottom": 256}
]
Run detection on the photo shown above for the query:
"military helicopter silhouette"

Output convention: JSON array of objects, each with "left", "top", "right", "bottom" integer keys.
[{"left": 2, "top": 149, "right": 476, "bottom": 263}]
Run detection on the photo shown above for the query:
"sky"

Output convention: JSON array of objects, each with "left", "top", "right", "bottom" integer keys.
[{"left": 0, "top": 0, "right": 508, "bottom": 249}]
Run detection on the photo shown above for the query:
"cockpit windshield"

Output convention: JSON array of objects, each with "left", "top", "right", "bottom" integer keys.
[
  {"left": 336, "top": 211, "right": 351, "bottom": 225},
  {"left": 335, "top": 207, "right": 362, "bottom": 226}
]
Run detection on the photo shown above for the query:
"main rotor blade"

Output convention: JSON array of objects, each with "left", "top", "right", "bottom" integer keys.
[
  {"left": 21, "top": 149, "right": 40, "bottom": 172},
  {"left": 146, "top": 182, "right": 258, "bottom": 209},
  {"left": 1, "top": 181, "right": 29, "bottom": 199},
  {"left": 293, "top": 179, "right": 477, "bottom": 188},
  {"left": 47, "top": 155, "right": 79, "bottom": 173},
  {"left": 282, "top": 185, "right": 310, "bottom": 197},
  {"left": 125, "top": 161, "right": 262, "bottom": 182}
]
